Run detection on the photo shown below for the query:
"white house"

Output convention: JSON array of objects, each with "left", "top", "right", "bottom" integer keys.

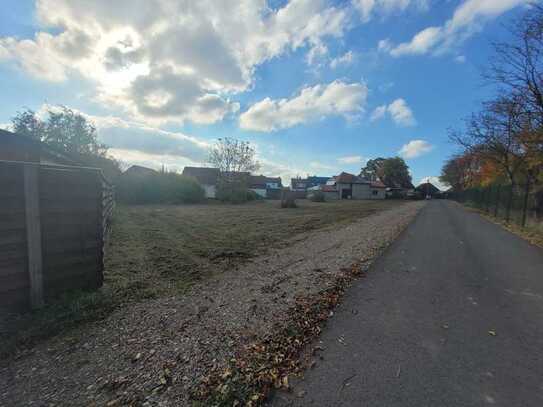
[{"left": 182, "top": 167, "right": 220, "bottom": 198}]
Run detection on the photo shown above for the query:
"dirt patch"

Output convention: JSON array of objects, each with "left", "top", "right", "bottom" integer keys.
[{"left": 0, "top": 201, "right": 424, "bottom": 406}]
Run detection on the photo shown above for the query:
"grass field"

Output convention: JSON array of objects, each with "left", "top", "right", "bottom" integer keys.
[{"left": 2, "top": 199, "right": 404, "bottom": 353}]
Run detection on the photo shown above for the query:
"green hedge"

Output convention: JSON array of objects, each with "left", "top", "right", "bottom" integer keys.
[{"left": 117, "top": 172, "right": 205, "bottom": 204}]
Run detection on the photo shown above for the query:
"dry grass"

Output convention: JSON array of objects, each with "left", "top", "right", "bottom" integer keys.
[
  {"left": 462, "top": 203, "right": 543, "bottom": 248},
  {"left": 2, "top": 199, "right": 404, "bottom": 353},
  {"left": 105, "top": 199, "right": 405, "bottom": 298}
]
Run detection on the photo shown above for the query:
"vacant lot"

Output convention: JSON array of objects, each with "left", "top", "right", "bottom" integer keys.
[
  {"left": 106, "top": 199, "right": 405, "bottom": 298},
  {"left": 1, "top": 200, "right": 423, "bottom": 407},
  {"left": 1, "top": 199, "right": 404, "bottom": 351}
]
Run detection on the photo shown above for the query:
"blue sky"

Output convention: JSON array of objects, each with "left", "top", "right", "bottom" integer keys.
[{"left": 0, "top": 0, "right": 533, "bottom": 187}]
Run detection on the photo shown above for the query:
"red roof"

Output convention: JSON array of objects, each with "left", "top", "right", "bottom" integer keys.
[
  {"left": 370, "top": 181, "right": 386, "bottom": 188},
  {"left": 321, "top": 185, "right": 337, "bottom": 192},
  {"left": 335, "top": 172, "right": 368, "bottom": 184}
]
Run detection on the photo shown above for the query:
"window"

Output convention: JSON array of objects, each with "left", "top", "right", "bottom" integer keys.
[{"left": 372, "top": 190, "right": 378, "bottom": 195}]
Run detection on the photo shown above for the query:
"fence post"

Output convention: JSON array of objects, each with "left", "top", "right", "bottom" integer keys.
[
  {"left": 506, "top": 185, "right": 513, "bottom": 223},
  {"left": 494, "top": 185, "right": 501, "bottom": 218},
  {"left": 521, "top": 177, "right": 531, "bottom": 228},
  {"left": 23, "top": 163, "right": 44, "bottom": 309},
  {"left": 485, "top": 186, "right": 491, "bottom": 213}
]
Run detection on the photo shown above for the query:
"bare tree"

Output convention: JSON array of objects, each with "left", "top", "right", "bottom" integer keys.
[
  {"left": 486, "top": 5, "right": 543, "bottom": 167},
  {"left": 450, "top": 97, "right": 527, "bottom": 220},
  {"left": 208, "top": 138, "right": 260, "bottom": 201}
]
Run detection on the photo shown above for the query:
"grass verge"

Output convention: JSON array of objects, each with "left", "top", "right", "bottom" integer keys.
[{"left": 462, "top": 203, "right": 543, "bottom": 248}]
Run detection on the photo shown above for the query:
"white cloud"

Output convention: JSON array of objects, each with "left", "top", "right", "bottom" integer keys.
[
  {"left": 370, "top": 98, "right": 416, "bottom": 126},
  {"left": 384, "top": 0, "right": 530, "bottom": 57},
  {"left": 387, "top": 98, "right": 416, "bottom": 126},
  {"left": 306, "top": 41, "right": 329, "bottom": 66},
  {"left": 0, "top": 0, "right": 350, "bottom": 125},
  {"left": 352, "top": 0, "right": 429, "bottom": 22},
  {"left": 370, "top": 105, "right": 387, "bottom": 122},
  {"left": 389, "top": 26, "right": 443, "bottom": 56},
  {"left": 309, "top": 161, "right": 336, "bottom": 170},
  {"left": 455, "top": 55, "right": 466, "bottom": 63},
  {"left": 330, "top": 50, "right": 355, "bottom": 68},
  {"left": 239, "top": 80, "right": 368, "bottom": 132},
  {"left": 35, "top": 103, "right": 211, "bottom": 163},
  {"left": 337, "top": 155, "right": 364, "bottom": 164},
  {"left": 399, "top": 139, "right": 433, "bottom": 159}
]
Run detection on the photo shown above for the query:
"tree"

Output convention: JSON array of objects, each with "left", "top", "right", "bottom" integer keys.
[
  {"left": 208, "top": 138, "right": 260, "bottom": 202},
  {"left": 440, "top": 152, "right": 490, "bottom": 191},
  {"left": 11, "top": 106, "right": 108, "bottom": 157},
  {"left": 381, "top": 157, "right": 412, "bottom": 188},
  {"left": 10, "top": 106, "right": 120, "bottom": 181},
  {"left": 11, "top": 109, "right": 45, "bottom": 141},
  {"left": 360, "top": 157, "right": 412, "bottom": 188},
  {"left": 486, "top": 6, "right": 543, "bottom": 178},
  {"left": 450, "top": 97, "right": 530, "bottom": 219},
  {"left": 360, "top": 158, "right": 385, "bottom": 181}
]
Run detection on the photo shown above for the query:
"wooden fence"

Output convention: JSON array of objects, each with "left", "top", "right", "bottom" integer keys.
[{"left": 0, "top": 160, "right": 112, "bottom": 310}]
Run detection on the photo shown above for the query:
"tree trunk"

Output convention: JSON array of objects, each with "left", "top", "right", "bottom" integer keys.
[
  {"left": 494, "top": 185, "right": 501, "bottom": 218},
  {"left": 521, "top": 176, "right": 532, "bottom": 228},
  {"left": 505, "top": 183, "right": 515, "bottom": 223}
]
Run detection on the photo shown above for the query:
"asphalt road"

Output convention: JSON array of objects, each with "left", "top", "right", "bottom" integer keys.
[{"left": 272, "top": 200, "right": 543, "bottom": 407}]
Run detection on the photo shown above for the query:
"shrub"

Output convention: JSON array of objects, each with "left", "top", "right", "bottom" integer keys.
[
  {"left": 309, "top": 191, "right": 325, "bottom": 202},
  {"left": 117, "top": 171, "right": 205, "bottom": 204},
  {"left": 216, "top": 187, "right": 263, "bottom": 204},
  {"left": 280, "top": 194, "right": 298, "bottom": 208}
]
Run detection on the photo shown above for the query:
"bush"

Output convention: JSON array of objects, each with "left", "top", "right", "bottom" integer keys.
[
  {"left": 309, "top": 191, "right": 325, "bottom": 202},
  {"left": 117, "top": 171, "right": 205, "bottom": 204},
  {"left": 216, "top": 187, "right": 262, "bottom": 204}
]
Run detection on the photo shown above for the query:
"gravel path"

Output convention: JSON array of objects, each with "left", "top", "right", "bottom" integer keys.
[{"left": 0, "top": 201, "right": 424, "bottom": 406}]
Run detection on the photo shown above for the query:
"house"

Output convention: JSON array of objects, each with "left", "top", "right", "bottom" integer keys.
[
  {"left": 0, "top": 129, "right": 78, "bottom": 165},
  {"left": 415, "top": 182, "right": 441, "bottom": 198},
  {"left": 249, "top": 175, "right": 283, "bottom": 199},
  {"left": 385, "top": 181, "right": 415, "bottom": 199},
  {"left": 182, "top": 166, "right": 220, "bottom": 198},
  {"left": 291, "top": 176, "right": 330, "bottom": 192},
  {"left": 319, "top": 172, "right": 386, "bottom": 200},
  {"left": 123, "top": 165, "right": 157, "bottom": 177}
]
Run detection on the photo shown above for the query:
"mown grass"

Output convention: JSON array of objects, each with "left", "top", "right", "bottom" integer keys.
[{"left": 1, "top": 199, "right": 404, "bottom": 355}]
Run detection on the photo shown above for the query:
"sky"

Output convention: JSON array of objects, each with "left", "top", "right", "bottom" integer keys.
[{"left": 0, "top": 0, "right": 535, "bottom": 188}]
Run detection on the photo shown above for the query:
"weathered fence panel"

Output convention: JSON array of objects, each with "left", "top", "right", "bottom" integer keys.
[
  {"left": 0, "top": 161, "right": 109, "bottom": 310},
  {"left": 453, "top": 184, "right": 542, "bottom": 229}
]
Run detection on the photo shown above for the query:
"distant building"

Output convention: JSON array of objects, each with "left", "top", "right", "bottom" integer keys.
[
  {"left": 291, "top": 176, "right": 330, "bottom": 191},
  {"left": 249, "top": 175, "right": 283, "bottom": 199},
  {"left": 182, "top": 167, "right": 220, "bottom": 198},
  {"left": 415, "top": 182, "right": 441, "bottom": 198},
  {"left": 123, "top": 165, "right": 157, "bottom": 177},
  {"left": 309, "top": 172, "right": 386, "bottom": 200}
]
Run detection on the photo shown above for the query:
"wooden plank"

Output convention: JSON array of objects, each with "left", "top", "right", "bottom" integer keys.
[
  {"left": 44, "top": 262, "right": 100, "bottom": 281},
  {"left": 0, "top": 229, "right": 26, "bottom": 246},
  {"left": 0, "top": 273, "right": 29, "bottom": 292},
  {"left": 0, "top": 213, "right": 26, "bottom": 230},
  {"left": 24, "top": 164, "right": 44, "bottom": 309},
  {"left": 0, "top": 260, "right": 26, "bottom": 278},
  {"left": 43, "top": 250, "right": 100, "bottom": 270},
  {"left": 44, "top": 270, "right": 99, "bottom": 297},
  {"left": 42, "top": 238, "right": 99, "bottom": 254},
  {"left": 0, "top": 288, "right": 30, "bottom": 310}
]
